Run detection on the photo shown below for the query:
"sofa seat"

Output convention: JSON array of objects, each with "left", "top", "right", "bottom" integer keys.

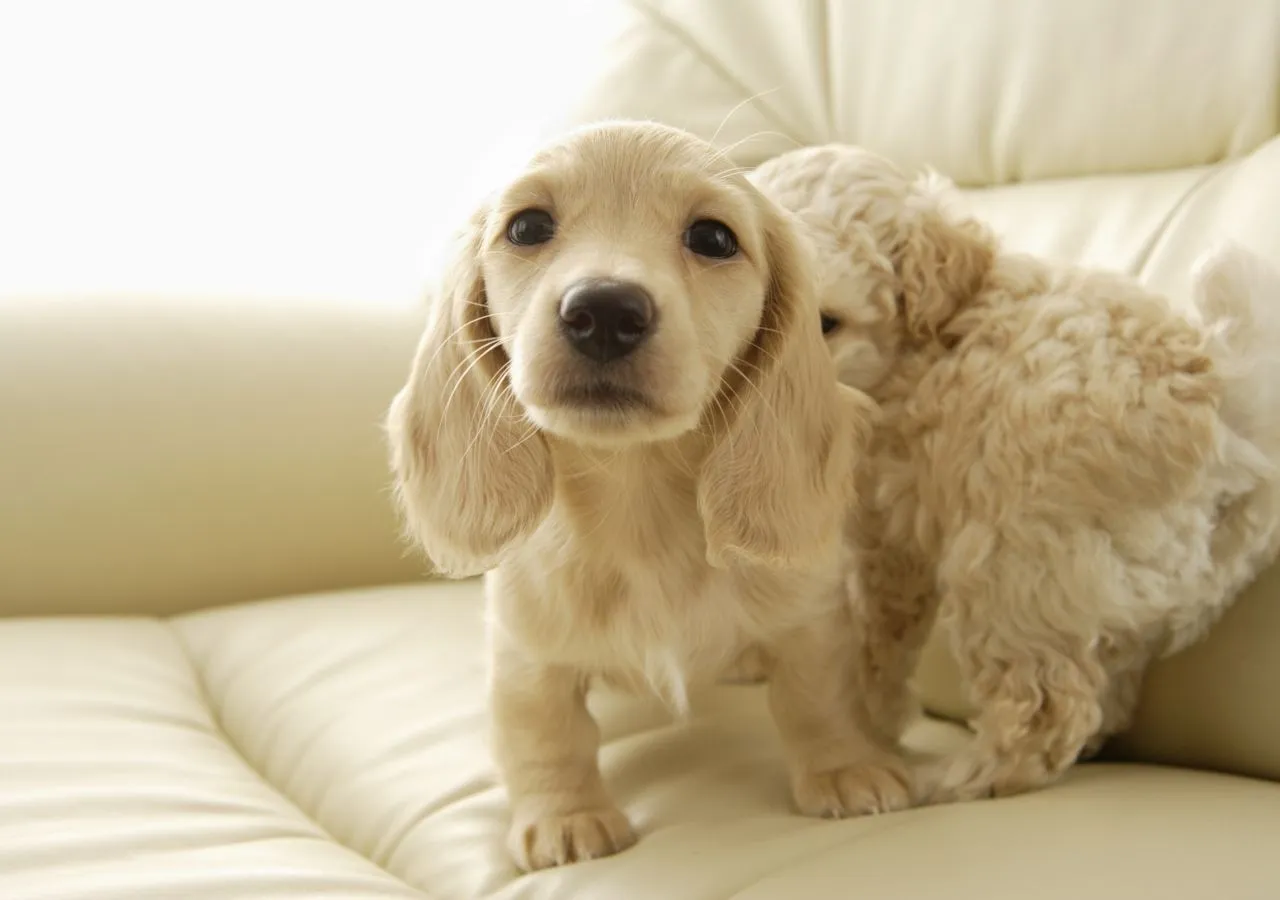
[{"left": 4, "top": 580, "right": 1277, "bottom": 900}]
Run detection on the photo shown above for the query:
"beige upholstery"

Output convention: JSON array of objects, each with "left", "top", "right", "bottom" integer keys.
[
  {"left": 0, "top": 296, "right": 427, "bottom": 617},
  {"left": 2, "top": 581, "right": 1279, "bottom": 899},
  {"left": 3, "top": 1, "right": 1280, "bottom": 897}
]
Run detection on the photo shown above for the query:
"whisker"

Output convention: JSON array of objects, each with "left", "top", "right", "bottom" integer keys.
[
  {"left": 712, "top": 360, "right": 767, "bottom": 454},
  {"left": 729, "top": 358, "right": 784, "bottom": 439},
  {"left": 563, "top": 447, "right": 623, "bottom": 482},
  {"left": 474, "top": 359, "right": 516, "bottom": 445},
  {"left": 706, "top": 384, "right": 745, "bottom": 476},
  {"left": 667, "top": 442, "right": 697, "bottom": 480},
  {"left": 419, "top": 308, "right": 498, "bottom": 378},
  {"left": 706, "top": 128, "right": 805, "bottom": 175},
  {"left": 504, "top": 418, "right": 542, "bottom": 456},
  {"left": 460, "top": 359, "right": 519, "bottom": 466},
  {"left": 709, "top": 87, "right": 783, "bottom": 149},
  {"left": 701, "top": 382, "right": 734, "bottom": 442},
  {"left": 459, "top": 369, "right": 506, "bottom": 463},
  {"left": 749, "top": 342, "right": 782, "bottom": 368},
  {"left": 435, "top": 337, "right": 504, "bottom": 445}
]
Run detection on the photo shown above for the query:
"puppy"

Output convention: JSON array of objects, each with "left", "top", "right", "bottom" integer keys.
[
  {"left": 752, "top": 144, "right": 1280, "bottom": 803},
  {"left": 386, "top": 122, "right": 898, "bottom": 871}
]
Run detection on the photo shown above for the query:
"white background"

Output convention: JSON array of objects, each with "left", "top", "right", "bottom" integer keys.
[{"left": 0, "top": 0, "right": 620, "bottom": 304}]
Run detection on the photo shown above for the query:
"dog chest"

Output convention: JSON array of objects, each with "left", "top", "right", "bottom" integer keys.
[{"left": 495, "top": 547, "right": 774, "bottom": 703}]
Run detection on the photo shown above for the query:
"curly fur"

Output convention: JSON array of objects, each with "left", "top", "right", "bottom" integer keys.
[{"left": 752, "top": 144, "right": 1280, "bottom": 803}]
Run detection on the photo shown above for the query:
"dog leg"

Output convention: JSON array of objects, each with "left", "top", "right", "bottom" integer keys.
[
  {"left": 1082, "top": 659, "right": 1146, "bottom": 759},
  {"left": 768, "top": 608, "right": 915, "bottom": 818},
  {"left": 490, "top": 649, "right": 634, "bottom": 871},
  {"left": 924, "top": 628, "right": 1107, "bottom": 803},
  {"left": 852, "top": 549, "right": 940, "bottom": 746}
]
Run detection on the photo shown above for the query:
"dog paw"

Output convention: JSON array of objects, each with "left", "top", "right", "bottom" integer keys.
[
  {"left": 791, "top": 758, "right": 915, "bottom": 819},
  {"left": 920, "top": 750, "right": 1058, "bottom": 805},
  {"left": 915, "top": 750, "right": 993, "bottom": 805},
  {"left": 508, "top": 807, "right": 637, "bottom": 871}
]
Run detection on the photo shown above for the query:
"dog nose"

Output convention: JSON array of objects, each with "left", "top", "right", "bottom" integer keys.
[{"left": 558, "top": 279, "right": 655, "bottom": 363}]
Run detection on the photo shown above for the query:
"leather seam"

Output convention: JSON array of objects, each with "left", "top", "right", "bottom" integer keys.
[
  {"left": 166, "top": 621, "right": 431, "bottom": 898},
  {"left": 1134, "top": 162, "right": 1231, "bottom": 278}
]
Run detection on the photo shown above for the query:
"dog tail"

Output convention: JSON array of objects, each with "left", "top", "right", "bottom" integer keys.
[{"left": 1168, "top": 241, "right": 1280, "bottom": 652}]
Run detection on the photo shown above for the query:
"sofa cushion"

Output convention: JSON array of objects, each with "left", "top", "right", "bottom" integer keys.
[{"left": 3, "top": 580, "right": 1278, "bottom": 899}]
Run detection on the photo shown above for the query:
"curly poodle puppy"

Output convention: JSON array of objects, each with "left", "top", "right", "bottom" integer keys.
[{"left": 753, "top": 144, "right": 1280, "bottom": 803}]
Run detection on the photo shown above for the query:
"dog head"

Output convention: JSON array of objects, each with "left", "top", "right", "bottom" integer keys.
[
  {"left": 386, "top": 121, "right": 870, "bottom": 576},
  {"left": 752, "top": 145, "right": 995, "bottom": 392}
]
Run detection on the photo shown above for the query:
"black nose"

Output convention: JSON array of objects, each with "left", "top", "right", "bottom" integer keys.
[{"left": 558, "top": 279, "right": 655, "bottom": 363}]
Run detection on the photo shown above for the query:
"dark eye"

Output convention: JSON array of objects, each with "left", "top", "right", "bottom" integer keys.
[
  {"left": 506, "top": 209, "right": 556, "bottom": 246},
  {"left": 684, "top": 219, "right": 738, "bottom": 259},
  {"left": 820, "top": 314, "right": 841, "bottom": 335}
]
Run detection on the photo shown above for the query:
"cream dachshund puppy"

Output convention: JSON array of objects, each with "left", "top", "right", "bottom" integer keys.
[
  {"left": 752, "top": 144, "right": 1280, "bottom": 804},
  {"left": 385, "top": 122, "right": 899, "bottom": 871}
]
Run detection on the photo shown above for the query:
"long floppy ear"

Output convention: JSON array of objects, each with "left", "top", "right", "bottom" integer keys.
[
  {"left": 385, "top": 209, "right": 553, "bottom": 577},
  {"left": 698, "top": 203, "right": 879, "bottom": 569},
  {"left": 897, "top": 172, "right": 995, "bottom": 342}
]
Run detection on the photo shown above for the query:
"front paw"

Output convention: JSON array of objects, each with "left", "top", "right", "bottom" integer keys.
[
  {"left": 508, "top": 807, "right": 637, "bottom": 871},
  {"left": 791, "top": 758, "right": 915, "bottom": 818},
  {"left": 920, "top": 748, "right": 1060, "bottom": 806}
]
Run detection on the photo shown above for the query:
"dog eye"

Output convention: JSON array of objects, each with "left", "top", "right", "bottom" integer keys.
[
  {"left": 506, "top": 209, "right": 556, "bottom": 246},
  {"left": 684, "top": 219, "right": 738, "bottom": 259},
  {"left": 820, "top": 314, "right": 841, "bottom": 335}
]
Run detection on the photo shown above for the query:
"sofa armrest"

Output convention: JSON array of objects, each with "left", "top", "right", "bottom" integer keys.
[{"left": 0, "top": 294, "right": 430, "bottom": 616}]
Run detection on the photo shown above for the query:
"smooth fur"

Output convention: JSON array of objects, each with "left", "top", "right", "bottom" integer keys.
[
  {"left": 386, "top": 123, "right": 899, "bottom": 871},
  {"left": 753, "top": 144, "right": 1280, "bottom": 803}
]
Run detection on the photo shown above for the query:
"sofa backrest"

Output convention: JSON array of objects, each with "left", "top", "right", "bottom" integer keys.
[
  {"left": 552, "top": 0, "right": 1280, "bottom": 781},
  {"left": 0, "top": 296, "right": 429, "bottom": 617}
]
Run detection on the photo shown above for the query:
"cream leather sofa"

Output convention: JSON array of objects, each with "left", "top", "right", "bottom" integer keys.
[{"left": 4, "top": 2, "right": 1280, "bottom": 898}]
